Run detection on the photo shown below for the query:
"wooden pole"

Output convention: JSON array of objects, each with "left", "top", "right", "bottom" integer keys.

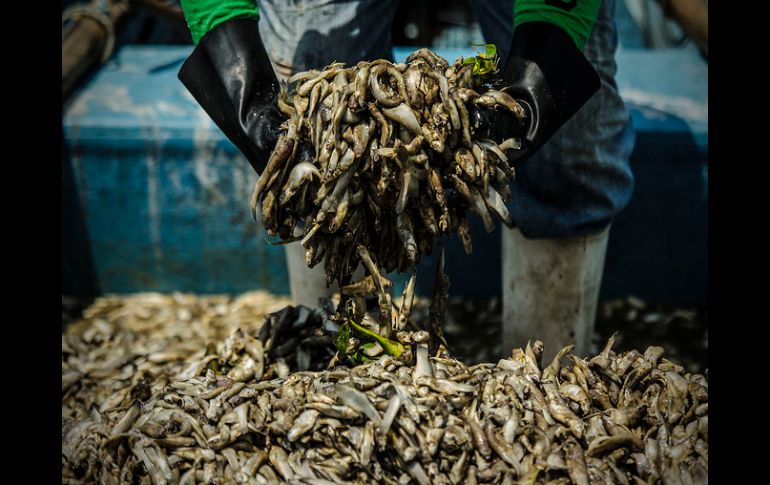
[
  {"left": 62, "top": 1, "right": 131, "bottom": 101},
  {"left": 657, "top": 0, "right": 708, "bottom": 55}
]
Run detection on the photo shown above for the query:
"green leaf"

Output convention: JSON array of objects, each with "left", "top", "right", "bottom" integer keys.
[
  {"left": 464, "top": 43, "right": 498, "bottom": 81},
  {"left": 333, "top": 321, "right": 351, "bottom": 354},
  {"left": 332, "top": 317, "right": 412, "bottom": 365},
  {"left": 478, "top": 59, "right": 494, "bottom": 76},
  {"left": 484, "top": 43, "right": 496, "bottom": 60},
  {"left": 470, "top": 43, "right": 496, "bottom": 59},
  {"left": 347, "top": 319, "right": 408, "bottom": 359}
]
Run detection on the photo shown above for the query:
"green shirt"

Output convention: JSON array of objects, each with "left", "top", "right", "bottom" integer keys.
[
  {"left": 181, "top": 0, "right": 600, "bottom": 51},
  {"left": 513, "top": 0, "right": 601, "bottom": 50},
  {"left": 180, "top": 0, "right": 259, "bottom": 45}
]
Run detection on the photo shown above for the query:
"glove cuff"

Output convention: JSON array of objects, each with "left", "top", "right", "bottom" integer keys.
[
  {"left": 178, "top": 18, "right": 279, "bottom": 173},
  {"left": 502, "top": 21, "right": 600, "bottom": 162}
]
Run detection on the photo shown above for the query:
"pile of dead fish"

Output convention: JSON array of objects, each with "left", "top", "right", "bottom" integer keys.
[
  {"left": 63, "top": 293, "right": 708, "bottom": 484},
  {"left": 253, "top": 48, "right": 523, "bottom": 286}
]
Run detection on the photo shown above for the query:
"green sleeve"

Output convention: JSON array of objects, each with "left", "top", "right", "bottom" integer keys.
[
  {"left": 513, "top": 0, "right": 602, "bottom": 50},
  {"left": 180, "top": 0, "right": 260, "bottom": 45}
]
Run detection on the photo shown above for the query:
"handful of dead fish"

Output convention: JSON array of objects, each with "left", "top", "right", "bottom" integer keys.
[
  {"left": 63, "top": 293, "right": 708, "bottom": 484},
  {"left": 253, "top": 48, "right": 523, "bottom": 286}
]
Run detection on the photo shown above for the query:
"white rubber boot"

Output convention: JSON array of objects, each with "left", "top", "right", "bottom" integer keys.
[
  {"left": 284, "top": 243, "right": 337, "bottom": 308},
  {"left": 501, "top": 226, "right": 610, "bottom": 362},
  {"left": 284, "top": 243, "right": 366, "bottom": 308}
]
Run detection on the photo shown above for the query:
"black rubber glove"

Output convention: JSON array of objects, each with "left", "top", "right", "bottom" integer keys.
[
  {"left": 471, "top": 21, "right": 601, "bottom": 165},
  {"left": 178, "top": 18, "right": 282, "bottom": 174}
]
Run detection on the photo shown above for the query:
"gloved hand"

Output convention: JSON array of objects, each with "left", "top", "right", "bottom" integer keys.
[
  {"left": 178, "top": 18, "right": 282, "bottom": 174},
  {"left": 470, "top": 21, "right": 601, "bottom": 165}
]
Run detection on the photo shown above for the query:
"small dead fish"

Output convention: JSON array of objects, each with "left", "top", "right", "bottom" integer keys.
[
  {"left": 280, "top": 162, "right": 321, "bottom": 206},
  {"left": 335, "top": 384, "right": 382, "bottom": 425},
  {"left": 287, "top": 409, "right": 320, "bottom": 442},
  {"left": 269, "top": 447, "right": 295, "bottom": 481},
  {"left": 369, "top": 64, "right": 401, "bottom": 107},
  {"left": 382, "top": 103, "right": 422, "bottom": 136},
  {"left": 474, "top": 90, "right": 526, "bottom": 118},
  {"left": 416, "top": 376, "right": 475, "bottom": 394}
]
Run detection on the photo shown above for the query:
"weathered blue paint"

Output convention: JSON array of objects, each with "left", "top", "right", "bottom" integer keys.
[
  {"left": 615, "top": 48, "right": 708, "bottom": 151},
  {"left": 63, "top": 45, "right": 707, "bottom": 303},
  {"left": 63, "top": 47, "right": 289, "bottom": 295}
]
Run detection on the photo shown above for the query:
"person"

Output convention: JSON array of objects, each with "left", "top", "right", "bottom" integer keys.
[{"left": 177, "top": 0, "right": 635, "bottom": 360}]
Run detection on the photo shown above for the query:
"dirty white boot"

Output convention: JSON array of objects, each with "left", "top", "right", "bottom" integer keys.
[
  {"left": 285, "top": 243, "right": 365, "bottom": 308},
  {"left": 501, "top": 226, "right": 610, "bottom": 361},
  {"left": 284, "top": 243, "right": 337, "bottom": 308}
]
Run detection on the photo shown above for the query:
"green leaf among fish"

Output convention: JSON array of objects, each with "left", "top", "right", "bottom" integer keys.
[
  {"left": 334, "top": 318, "right": 410, "bottom": 364},
  {"left": 463, "top": 43, "right": 498, "bottom": 79}
]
